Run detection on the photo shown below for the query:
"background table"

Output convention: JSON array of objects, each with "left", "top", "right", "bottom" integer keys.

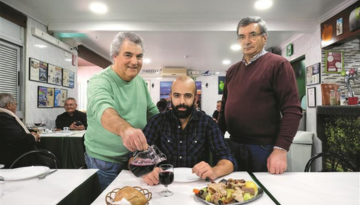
[
  {"left": 91, "top": 170, "right": 360, "bottom": 205},
  {"left": 0, "top": 169, "right": 100, "bottom": 205},
  {"left": 38, "top": 131, "right": 86, "bottom": 169}
]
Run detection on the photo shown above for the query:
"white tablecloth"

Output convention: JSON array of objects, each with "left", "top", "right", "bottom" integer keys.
[
  {"left": 0, "top": 169, "right": 97, "bottom": 205},
  {"left": 40, "top": 130, "right": 86, "bottom": 138},
  {"left": 91, "top": 170, "right": 360, "bottom": 205},
  {"left": 91, "top": 170, "right": 274, "bottom": 205}
]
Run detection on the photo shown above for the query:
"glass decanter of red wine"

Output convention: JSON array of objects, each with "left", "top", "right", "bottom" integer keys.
[
  {"left": 159, "top": 164, "right": 174, "bottom": 197},
  {"left": 130, "top": 145, "right": 167, "bottom": 177}
]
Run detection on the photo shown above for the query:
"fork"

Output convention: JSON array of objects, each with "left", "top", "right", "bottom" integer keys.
[{"left": 38, "top": 170, "right": 58, "bottom": 179}]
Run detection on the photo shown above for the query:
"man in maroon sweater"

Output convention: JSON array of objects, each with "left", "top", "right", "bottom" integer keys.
[{"left": 218, "top": 16, "right": 302, "bottom": 174}]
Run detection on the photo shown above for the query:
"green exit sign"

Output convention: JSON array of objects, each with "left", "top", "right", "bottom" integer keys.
[{"left": 286, "top": 43, "right": 293, "bottom": 56}]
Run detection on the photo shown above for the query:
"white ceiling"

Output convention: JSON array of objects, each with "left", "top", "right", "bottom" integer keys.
[{"left": 3, "top": 0, "right": 357, "bottom": 71}]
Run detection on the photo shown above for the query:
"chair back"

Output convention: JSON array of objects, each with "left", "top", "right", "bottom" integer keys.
[
  {"left": 10, "top": 149, "right": 60, "bottom": 169},
  {"left": 304, "top": 152, "right": 356, "bottom": 172}
]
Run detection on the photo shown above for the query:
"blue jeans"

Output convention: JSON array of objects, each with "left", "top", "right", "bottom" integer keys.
[
  {"left": 84, "top": 152, "right": 126, "bottom": 191},
  {"left": 227, "top": 141, "right": 273, "bottom": 172}
]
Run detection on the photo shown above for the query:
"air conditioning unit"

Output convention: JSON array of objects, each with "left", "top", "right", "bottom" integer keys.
[{"left": 161, "top": 67, "right": 188, "bottom": 77}]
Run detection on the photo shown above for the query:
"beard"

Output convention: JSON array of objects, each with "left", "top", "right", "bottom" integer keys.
[{"left": 171, "top": 102, "right": 194, "bottom": 119}]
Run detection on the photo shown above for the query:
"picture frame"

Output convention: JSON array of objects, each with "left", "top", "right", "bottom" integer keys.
[
  {"left": 62, "top": 69, "right": 75, "bottom": 88},
  {"left": 306, "top": 63, "right": 321, "bottom": 86},
  {"left": 54, "top": 88, "right": 68, "bottom": 107},
  {"left": 29, "top": 58, "right": 48, "bottom": 82},
  {"left": 325, "top": 51, "right": 344, "bottom": 73},
  {"left": 218, "top": 76, "right": 225, "bottom": 94},
  {"left": 307, "top": 87, "right": 316, "bottom": 108},
  {"left": 47, "top": 64, "right": 63, "bottom": 85},
  {"left": 336, "top": 18, "right": 343, "bottom": 36},
  {"left": 38, "top": 86, "right": 54, "bottom": 108}
]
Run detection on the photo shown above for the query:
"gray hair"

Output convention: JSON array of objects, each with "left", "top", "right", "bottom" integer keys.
[
  {"left": 0, "top": 93, "right": 15, "bottom": 108},
  {"left": 110, "top": 32, "right": 145, "bottom": 60},
  {"left": 236, "top": 16, "right": 268, "bottom": 35}
]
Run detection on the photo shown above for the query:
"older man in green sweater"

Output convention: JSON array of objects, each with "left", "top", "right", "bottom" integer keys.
[{"left": 85, "top": 32, "right": 158, "bottom": 191}]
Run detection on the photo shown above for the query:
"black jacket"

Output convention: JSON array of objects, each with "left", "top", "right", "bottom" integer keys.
[
  {"left": 0, "top": 113, "right": 37, "bottom": 168},
  {"left": 55, "top": 110, "right": 87, "bottom": 129}
]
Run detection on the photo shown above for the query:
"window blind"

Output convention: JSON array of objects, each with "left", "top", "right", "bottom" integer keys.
[{"left": 0, "top": 40, "right": 19, "bottom": 101}]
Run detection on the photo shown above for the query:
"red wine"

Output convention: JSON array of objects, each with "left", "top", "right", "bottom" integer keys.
[
  {"left": 159, "top": 171, "right": 174, "bottom": 185},
  {"left": 129, "top": 162, "right": 155, "bottom": 177}
]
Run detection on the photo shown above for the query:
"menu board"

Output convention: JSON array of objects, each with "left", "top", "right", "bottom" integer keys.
[{"left": 325, "top": 51, "right": 343, "bottom": 73}]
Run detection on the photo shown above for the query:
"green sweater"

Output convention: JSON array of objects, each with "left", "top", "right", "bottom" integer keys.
[{"left": 85, "top": 66, "right": 158, "bottom": 163}]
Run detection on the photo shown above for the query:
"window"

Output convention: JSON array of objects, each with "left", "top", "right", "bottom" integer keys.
[{"left": 0, "top": 40, "right": 21, "bottom": 111}]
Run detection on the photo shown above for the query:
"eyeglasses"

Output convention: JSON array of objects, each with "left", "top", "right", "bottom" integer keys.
[{"left": 237, "top": 32, "right": 264, "bottom": 41}]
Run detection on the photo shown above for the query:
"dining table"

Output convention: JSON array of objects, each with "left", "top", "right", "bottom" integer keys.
[
  {"left": 38, "top": 130, "right": 86, "bottom": 169},
  {"left": 91, "top": 170, "right": 360, "bottom": 205},
  {"left": 0, "top": 168, "right": 101, "bottom": 205}
]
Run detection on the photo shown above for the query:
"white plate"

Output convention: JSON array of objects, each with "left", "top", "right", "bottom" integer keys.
[
  {"left": 174, "top": 167, "right": 200, "bottom": 182},
  {"left": 0, "top": 166, "right": 50, "bottom": 181}
]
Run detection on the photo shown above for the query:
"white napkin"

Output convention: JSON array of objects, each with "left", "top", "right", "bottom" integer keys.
[{"left": 111, "top": 198, "right": 131, "bottom": 205}]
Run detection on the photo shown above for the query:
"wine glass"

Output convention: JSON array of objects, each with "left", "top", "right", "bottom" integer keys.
[{"left": 158, "top": 164, "right": 174, "bottom": 197}]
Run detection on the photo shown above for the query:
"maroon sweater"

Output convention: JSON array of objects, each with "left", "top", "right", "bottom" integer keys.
[{"left": 218, "top": 53, "right": 302, "bottom": 151}]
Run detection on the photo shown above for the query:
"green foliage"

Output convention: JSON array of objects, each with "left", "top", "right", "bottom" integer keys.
[{"left": 324, "top": 116, "right": 360, "bottom": 169}]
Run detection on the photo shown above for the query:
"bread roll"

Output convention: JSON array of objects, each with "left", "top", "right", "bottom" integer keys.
[{"left": 114, "top": 186, "right": 148, "bottom": 205}]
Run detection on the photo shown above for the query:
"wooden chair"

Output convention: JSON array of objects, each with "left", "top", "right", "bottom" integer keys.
[
  {"left": 10, "top": 149, "right": 60, "bottom": 169},
  {"left": 304, "top": 152, "right": 356, "bottom": 172}
]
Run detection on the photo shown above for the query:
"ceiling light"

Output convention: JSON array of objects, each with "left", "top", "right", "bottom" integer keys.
[
  {"left": 231, "top": 44, "right": 241, "bottom": 51},
  {"left": 215, "top": 72, "right": 220, "bottom": 75},
  {"left": 254, "top": 0, "right": 273, "bottom": 10},
  {"left": 90, "top": 2, "right": 108, "bottom": 14},
  {"left": 222, "top": 60, "right": 231, "bottom": 65},
  {"left": 143, "top": 58, "right": 151, "bottom": 63},
  {"left": 65, "top": 58, "right": 72, "bottom": 62},
  {"left": 35, "top": 44, "right": 47, "bottom": 48}
]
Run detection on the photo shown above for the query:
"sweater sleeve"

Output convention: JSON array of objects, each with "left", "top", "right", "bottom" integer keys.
[
  {"left": 273, "top": 60, "right": 303, "bottom": 150},
  {"left": 218, "top": 63, "right": 237, "bottom": 133}
]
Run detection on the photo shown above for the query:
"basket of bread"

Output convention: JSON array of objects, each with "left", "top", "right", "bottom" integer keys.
[{"left": 105, "top": 186, "right": 152, "bottom": 205}]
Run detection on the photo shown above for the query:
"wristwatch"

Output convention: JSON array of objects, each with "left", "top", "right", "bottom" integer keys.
[{"left": 273, "top": 146, "right": 287, "bottom": 152}]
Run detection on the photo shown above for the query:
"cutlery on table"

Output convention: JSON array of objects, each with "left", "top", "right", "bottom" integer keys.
[{"left": 38, "top": 169, "right": 58, "bottom": 179}]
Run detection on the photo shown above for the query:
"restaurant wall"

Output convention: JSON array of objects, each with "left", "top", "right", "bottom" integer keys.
[
  {"left": 143, "top": 73, "right": 226, "bottom": 116},
  {"left": 24, "top": 17, "right": 78, "bottom": 128},
  {"left": 77, "top": 65, "right": 103, "bottom": 111},
  {"left": 77, "top": 63, "right": 226, "bottom": 118}
]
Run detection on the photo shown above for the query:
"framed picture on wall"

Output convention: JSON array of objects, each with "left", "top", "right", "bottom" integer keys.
[
  {"left": 306, "top": 63, "right": 321, "bottom": 86},
  {"left": 325, "top": 51, "right": 344, "bottom": 73},
  {"left": 218, "top": 76, "right": 225, "bottom": 94},
  {"left": 307, "top": 87, "right": 316, "bottom": 108},
  {"left": 336, "top": 18, "right": 343, "bottom": 36},
  {"left": 62, "top": 69, "right": 75, "bottom": 88},
  {"left": 29, "top": 58, "right": 48, "bottom": 82},
  {"left": 38, "top": 86, "right": 54, "bottom": 108},
  {"left": 54, "top": 88, "right": 68, "bottom": 107},
  {"left": 48, "top": 64, "right": 63, "bottom": 85}
]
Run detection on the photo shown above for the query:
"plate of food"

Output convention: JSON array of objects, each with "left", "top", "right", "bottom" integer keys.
[
  {"left": 105, "top": 186, "right": 152, "bottom": 205},
  {"left": 193, "top": 178, "right": 263, "bottom": 204},
  {"left": 174, "top": 167, "right": 200, "bottom": 182}
]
